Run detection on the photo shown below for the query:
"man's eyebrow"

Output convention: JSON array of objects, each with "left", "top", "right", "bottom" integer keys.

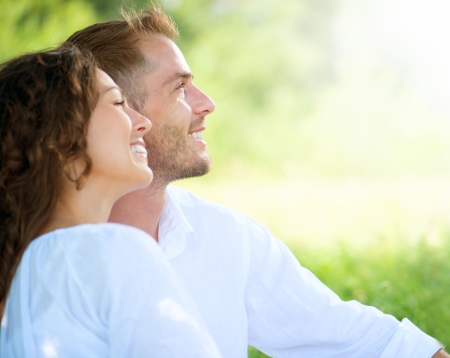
[{"left": 162, "top": 71, "right": 193, "bottom": 87}]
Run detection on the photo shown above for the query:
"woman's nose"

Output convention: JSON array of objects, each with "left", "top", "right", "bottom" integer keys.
[{"left": 128, "top": 107, "right": 151, "bottom": 135}]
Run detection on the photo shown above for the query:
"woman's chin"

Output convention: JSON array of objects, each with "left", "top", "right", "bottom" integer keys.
[
  {"left": 131, "top": 169, "right": 153, "bottom": 191},
  {"left": 111, "top": 168, "right": 153, "bottom": 199}
]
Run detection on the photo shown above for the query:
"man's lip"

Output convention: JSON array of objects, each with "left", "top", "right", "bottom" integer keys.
[{"left": 188, "top": 126, "right": 206, "bottom": 135}]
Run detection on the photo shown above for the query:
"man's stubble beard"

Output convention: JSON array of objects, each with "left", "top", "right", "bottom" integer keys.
[{"left": 144, "top": 122, "right": 212, "bottom": 186}]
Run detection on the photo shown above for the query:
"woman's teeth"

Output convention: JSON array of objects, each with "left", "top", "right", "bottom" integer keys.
[
  {"left": 188, "top": 131, "right": 203, "bottom": 140},
  {"left": 130, "top": 145, "right": 147, "bottom": 155}
]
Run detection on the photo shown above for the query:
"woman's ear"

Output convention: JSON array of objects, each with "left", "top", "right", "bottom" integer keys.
[{"left": 63, "top": 156, "right": 89, "bottom": 190}]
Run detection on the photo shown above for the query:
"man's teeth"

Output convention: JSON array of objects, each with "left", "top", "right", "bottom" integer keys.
[
  {"left": 188, "top": 131, "right": 203, "bottom": 140},
  {"left": 130, "top": 145, "right": 147, "bottom": 155}
]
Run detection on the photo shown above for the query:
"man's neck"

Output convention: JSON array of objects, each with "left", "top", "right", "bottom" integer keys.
[{"left": 108, "top": 181, "right": 167, "bottom": 241}]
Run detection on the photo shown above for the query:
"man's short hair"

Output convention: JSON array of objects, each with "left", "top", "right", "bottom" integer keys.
[{"left": 64, "top": 3, "right": 179, "bottom": 110}]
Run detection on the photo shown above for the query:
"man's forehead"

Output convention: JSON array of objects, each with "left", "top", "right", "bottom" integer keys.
[
  {"left": 140, "top": 34, "right": 181, "bottom": 60},
  {"left": 138, "top": 35, "right": 191, "bottom": 85}
]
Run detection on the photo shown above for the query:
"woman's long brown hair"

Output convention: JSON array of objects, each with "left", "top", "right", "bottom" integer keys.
[{"left": 0, "top": 46, "right": 99, "bottom": 314}]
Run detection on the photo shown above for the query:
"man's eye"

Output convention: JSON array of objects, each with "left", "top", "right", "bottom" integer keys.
[{"left": 175, "top": 82, "right": 185, "bottom": 90}]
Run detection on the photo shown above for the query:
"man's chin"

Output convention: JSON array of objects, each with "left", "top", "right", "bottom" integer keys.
[
  {"left": 166, "top": 156, "right": 212, "bottom": 184},
  {"left": 182, "top": 157, "right": 212, "bottom": 179}
]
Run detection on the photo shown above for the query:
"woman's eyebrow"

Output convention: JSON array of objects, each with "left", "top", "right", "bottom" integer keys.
[{"left": 103, "top": 86, "right": 123, "bottom": 94}]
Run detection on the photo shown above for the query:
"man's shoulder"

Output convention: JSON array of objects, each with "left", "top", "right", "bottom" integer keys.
[
  {"left": 166, "top": 185, "right": 268, "bottom": 233},
  {"left": 167, "top": 185, "right": 223, "bottom": 208},
  {"left": 167, "top": 185, "right": 245, "bottom": 216}
]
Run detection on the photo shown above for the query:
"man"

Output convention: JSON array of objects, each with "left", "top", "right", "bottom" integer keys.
[{"left": 66, "top": 5, "right": 448, "bottom": 358}]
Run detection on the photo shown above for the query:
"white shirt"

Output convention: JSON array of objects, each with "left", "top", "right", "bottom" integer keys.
[
  {"left": 0, "top": 223, "right": 222, "bottom": 358},
  {"left": 159, "top": 186, "right": 443, "bottom": 358}
]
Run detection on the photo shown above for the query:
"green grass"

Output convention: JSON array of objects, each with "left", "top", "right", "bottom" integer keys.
[{"left": 247, "top": 237, "right": 450, "bottom": 357}]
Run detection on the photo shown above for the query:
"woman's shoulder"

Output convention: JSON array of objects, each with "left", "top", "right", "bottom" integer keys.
[
  {"left": 17, "top": 223, "right": 170, "bottom": 305},
  {"left": 34, "top": 223, "right": 154, "bottom": 247},
  {"left": 47, "top": 222, "right": 151, "bottom": 239},
  {"left": 27, "top": 223, "right": 162, "bottom": 270}
]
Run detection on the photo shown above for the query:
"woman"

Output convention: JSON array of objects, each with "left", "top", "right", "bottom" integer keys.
[{"left": 0, "top": 47, "right": 221, "bottom": 357}]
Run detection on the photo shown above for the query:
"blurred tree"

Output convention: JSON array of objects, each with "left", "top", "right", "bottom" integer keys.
[{"left": 0, "top": 0, "right": 97, "bottom": 63}]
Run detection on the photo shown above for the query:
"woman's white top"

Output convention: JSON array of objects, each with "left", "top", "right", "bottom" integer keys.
[{"left": 0, "top": 223, "right": 222, "bottom": 358}]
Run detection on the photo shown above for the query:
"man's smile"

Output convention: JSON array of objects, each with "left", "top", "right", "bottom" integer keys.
[{"left": 188, "top": 130, "right": 204, "bottom": 140}]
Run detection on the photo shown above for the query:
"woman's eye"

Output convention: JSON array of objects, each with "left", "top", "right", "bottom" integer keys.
[{"left": 115, "top": 100, "right": 125, "bottom": 106}]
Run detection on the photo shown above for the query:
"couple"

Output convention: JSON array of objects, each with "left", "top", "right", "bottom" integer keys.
[{"left": 1, "top": 4, "right": 448, "bottom": 358}]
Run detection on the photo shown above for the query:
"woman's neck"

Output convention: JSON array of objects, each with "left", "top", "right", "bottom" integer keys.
[{"left": 38, "top": 179, "right": 120, "bottom": 237}]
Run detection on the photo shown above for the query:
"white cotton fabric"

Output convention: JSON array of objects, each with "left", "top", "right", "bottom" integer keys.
[
  {"left": 0, "top": 223, "right": 222, "bottom": 358},
  {"left": 158, "top": 185, "right": 443, "bottom": 358}
]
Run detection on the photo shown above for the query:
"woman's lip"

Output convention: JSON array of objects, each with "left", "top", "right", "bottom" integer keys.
[{"left": 130, "top": 138, "right": 146, "bottom": 146}]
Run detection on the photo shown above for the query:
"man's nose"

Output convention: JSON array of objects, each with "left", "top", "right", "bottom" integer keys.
[{"left": 192, "top": 86, "right": 216, "bottom": 116}]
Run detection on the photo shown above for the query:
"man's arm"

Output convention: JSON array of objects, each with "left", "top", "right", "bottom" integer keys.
[
  {"left": 244, "top": 219, "right": 444, "bottom": 357},
  {"left": 433, "top": 350, "right": 450, "bottom": 358}
]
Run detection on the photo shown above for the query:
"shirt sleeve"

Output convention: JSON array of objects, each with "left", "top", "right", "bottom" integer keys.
[
  {"left": 61, "top": 224, "right": 222, "bottom": 358},
  {"left": 243, "top": 220, "right": 442, "bottom": 358}
]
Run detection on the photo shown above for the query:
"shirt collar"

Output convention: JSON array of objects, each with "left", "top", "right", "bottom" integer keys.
[{"left": 158, "top": 188, "right": 196, "bottom": 260}]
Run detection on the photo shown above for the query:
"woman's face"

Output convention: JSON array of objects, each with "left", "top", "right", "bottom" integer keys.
[{"left": 86, "top": 69, "right": 152, "bottom": 193}]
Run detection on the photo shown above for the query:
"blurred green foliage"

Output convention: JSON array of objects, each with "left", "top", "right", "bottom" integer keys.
[{"left": 0, "top": 0, "right": 97, "bottom": 62}]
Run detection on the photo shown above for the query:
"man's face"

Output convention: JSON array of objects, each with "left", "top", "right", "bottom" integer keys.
[{"left": 138, "top": 35, "right": 216, "bottom": 185}]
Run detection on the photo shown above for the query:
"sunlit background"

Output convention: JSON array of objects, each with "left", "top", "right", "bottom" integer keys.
[
  {"left": 2, "top": 0, "right": 450, "bottom": 353},
  {"left": 176, "top": 0, "right": 450, "bottom": 249},
  {"left": 3, "top": 0, "right": 450, "bottom": 263}
]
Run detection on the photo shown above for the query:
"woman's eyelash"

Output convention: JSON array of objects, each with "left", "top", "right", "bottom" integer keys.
[{"left": 115, "top": 100, "right": 125, "bottom": 106}]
